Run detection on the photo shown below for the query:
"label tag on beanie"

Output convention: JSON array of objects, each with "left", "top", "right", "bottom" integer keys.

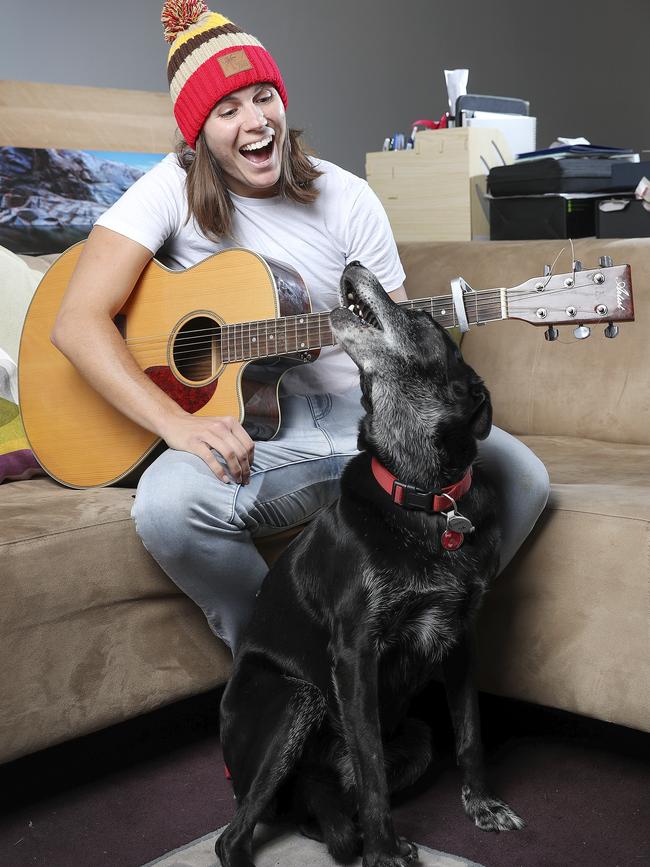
[{"left": 218, "top": 49, "right": 253, "bottom": 77}]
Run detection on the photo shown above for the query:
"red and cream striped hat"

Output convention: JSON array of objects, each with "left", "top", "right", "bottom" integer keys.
[{"left": 161, "top": 1, "right": 288, "bottom": 149}]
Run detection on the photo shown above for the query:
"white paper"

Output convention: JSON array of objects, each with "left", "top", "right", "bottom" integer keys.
[
  {"left": 549, "top": 136, "right": 591, "bottom": 148},
  {"left": 465, "top": 112, "right": 537, "bottom": 158}
]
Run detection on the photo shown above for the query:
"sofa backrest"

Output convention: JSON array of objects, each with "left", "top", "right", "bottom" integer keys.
[{"left": 399, "top": 238, "right": 650, "bottom": 444}]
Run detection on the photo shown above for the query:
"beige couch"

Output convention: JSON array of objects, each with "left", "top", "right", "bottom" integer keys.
[{"left": 1, "top": 236, "right": 648, "bottom": 766}]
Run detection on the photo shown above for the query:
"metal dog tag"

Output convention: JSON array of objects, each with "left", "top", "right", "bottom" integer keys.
[{"left": 445, "top": 510, "right": 475, "bottom": 534}]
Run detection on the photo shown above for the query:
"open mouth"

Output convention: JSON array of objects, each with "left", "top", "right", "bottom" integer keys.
[
  {"left": 341, "top": 283, "right": 383, "bottom": 331},
  {"left": 239, "top": 134, "right": 275, "bottom": 165}
]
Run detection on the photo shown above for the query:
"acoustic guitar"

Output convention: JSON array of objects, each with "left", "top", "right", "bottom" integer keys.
[{"left": 18, "top": 243, "right": 634, "bottom": 489}]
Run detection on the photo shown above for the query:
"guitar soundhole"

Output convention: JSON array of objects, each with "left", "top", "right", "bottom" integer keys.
[{"left": 172, "top": 315, "right": 223, "bottom": 384}]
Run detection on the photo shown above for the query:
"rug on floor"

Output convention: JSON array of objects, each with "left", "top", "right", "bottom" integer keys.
[{"left": 143, "top": 824, "right": 485, "bottom": 867}]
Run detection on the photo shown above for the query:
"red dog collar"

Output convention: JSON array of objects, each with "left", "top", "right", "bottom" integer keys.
[{"left": 370, "top": 456, "right": 472, "bottom": 513}]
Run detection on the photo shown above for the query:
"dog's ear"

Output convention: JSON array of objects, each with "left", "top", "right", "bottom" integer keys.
[{"left": 470, "top": 381, "right": 492, "bottom": 440}]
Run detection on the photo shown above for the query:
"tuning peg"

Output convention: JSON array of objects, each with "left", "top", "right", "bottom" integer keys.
[
  {"left": 599, "top": 255, "right": 613, "bottom": 268},
  {"left": 543, "top": 264, "right": 552, "bottom": 277},
  {"left": 573, "top": 260, "right": 583, "bottom": 272},
  {"left": 604, "top": 322, "right": 619, "bottom": 338},
  {"left": 544, "top": 325, "right": 559, "bottom": 341},
  {"left": 573, "top": 325, "right": 591, "bottom": 339}
]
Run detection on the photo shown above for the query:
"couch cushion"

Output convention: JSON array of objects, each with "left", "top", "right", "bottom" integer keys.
[
  {"left": 522, "top": 433, "right": 650, "bottom": 494},
  {"left": 0, "top": 475, "right": 302, "bottom": 763},
  {"left": 476, "top": 434, "right": 650, "bottom": 733},
  {"left": 0, "top": 477, "right": 230, "bottom": 763}
]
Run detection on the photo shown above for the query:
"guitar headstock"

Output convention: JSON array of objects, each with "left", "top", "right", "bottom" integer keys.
[{"left": 507, "top": 258, "right": 634, "bottom": 340}]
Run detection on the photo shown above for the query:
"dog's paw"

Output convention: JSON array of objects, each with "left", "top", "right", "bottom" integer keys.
[
  {"left": 462, "top": 785, "right": 525, "bottom": 832},
  {"left": 214, "top": 833, "right": 255, "bottom": 867},
  {"left": 397, "top": 837, "right": 420, "bottom": 862},
  {"left": 363, "top": 838, "right": 419, "bottom": 866}
]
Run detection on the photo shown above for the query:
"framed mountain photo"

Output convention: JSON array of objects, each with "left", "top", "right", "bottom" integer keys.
[{"left": 0, "top": 147, "right": 165, "bottom": 255}]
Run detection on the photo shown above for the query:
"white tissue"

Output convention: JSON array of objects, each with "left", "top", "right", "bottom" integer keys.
[
  {"left": 445, "top": 69, "right": 468, "bottom": 117},
  {"left": 549, "top": 136, "right": 591, "bottom": 148}
]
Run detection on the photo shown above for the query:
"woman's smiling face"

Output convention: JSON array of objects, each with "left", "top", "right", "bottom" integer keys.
[{"left": 202, "top": 83, "right": 287, "bottom": 198}]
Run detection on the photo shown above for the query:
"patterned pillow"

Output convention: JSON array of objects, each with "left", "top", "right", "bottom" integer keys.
[{"left": 0, "top": 348, "right": 43, "bottom": 483}]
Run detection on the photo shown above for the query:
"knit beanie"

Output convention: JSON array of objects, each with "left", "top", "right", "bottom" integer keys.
[{"left": 161, "top": 1, "right": 288, "bottom": 149}]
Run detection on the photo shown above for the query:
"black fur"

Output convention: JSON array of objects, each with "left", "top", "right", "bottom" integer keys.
[{"left": 216, "top": 263, "right": 524, "bottom": 867}]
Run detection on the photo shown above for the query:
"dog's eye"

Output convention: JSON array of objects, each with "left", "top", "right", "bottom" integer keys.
[{"left": 450, "top": 382, "right": 467, "bottom": 399}]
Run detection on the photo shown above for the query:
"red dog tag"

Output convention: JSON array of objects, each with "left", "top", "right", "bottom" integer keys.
[{"left": 441, "top": 529, "right": 464, "bottom": 550}]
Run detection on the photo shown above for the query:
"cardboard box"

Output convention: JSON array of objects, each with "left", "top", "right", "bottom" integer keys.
[{"left": 365, "top": 128, "right": 513, "bottom": 242}]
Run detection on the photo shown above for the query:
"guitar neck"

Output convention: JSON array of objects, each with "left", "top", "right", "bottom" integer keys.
[{"left": 222, "top": 287, "right": 505, "bottom": 363}]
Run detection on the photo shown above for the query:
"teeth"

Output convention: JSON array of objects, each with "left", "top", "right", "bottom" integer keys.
[
  {"left": 241, "top": 135, "right": 273, "bottom": 152},
  {"left": 347, "top": 301, "right": 377, "bottom": 328}
]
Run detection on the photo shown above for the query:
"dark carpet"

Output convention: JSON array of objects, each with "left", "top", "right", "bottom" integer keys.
[{"left": 0, "top": 683, "right": 648, "bottom": 867}]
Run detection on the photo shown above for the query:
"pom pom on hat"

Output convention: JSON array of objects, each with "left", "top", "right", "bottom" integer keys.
[
  {"left": 161, "top": 2, "right": 288, "bottom": 148},
  {"left": 161, "top": 0, "right": 208, "bottom": 44}
]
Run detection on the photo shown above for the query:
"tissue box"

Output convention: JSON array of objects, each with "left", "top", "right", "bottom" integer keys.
[{"left": 365, "top": 128, "right": 513, "bottom": 242}]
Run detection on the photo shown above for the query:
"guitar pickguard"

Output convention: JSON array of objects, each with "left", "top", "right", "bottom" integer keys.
[{"left": 144, "top": 366, "right": 218, "bottom": 413}]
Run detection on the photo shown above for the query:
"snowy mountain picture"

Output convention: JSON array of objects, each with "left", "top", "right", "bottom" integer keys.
[{"left": 0, "top": 148, "right": 165, "bottom": 254}]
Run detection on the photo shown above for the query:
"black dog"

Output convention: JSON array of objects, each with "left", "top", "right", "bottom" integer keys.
[{"left": 216, "top": 263, "right": 524, "bottom": 867}]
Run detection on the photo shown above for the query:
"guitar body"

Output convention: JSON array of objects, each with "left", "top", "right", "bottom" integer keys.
[{"left": 18, "top": 244, "right": 315, "bottom": 488}]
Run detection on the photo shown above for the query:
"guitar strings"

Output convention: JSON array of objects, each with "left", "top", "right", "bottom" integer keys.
[
  {"left": 123, "top": 281, "right": 597, "bottom": 356},
  {"left": 128, "top": 287, "right": 596, "bottom": 363}
]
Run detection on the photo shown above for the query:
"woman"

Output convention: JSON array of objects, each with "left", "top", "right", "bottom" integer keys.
[{"left": 51, "top": 2, "right": 549, "bottom": 651}]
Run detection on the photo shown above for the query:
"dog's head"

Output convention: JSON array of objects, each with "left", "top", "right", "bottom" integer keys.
[{"left": 331, "top": 262, "right": 492, "bottom": 485}]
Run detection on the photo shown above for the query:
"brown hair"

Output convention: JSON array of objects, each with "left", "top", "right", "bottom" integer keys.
[{"left": 175, "top": 128, "right": 323, "bottom": 240}]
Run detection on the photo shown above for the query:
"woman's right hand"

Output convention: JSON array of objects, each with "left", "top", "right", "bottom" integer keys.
[{"left": 160, "top": 412, "right": 255, "bottom": 485}]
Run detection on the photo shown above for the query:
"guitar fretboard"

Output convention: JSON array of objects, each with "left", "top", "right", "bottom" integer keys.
[{"left": 221, "top": 289, "right": 506, "bottom": 363}]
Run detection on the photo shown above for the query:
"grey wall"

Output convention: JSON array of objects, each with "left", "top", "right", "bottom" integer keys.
[{"left": 2, "top": 0, "right": 648, "bottom": 177}]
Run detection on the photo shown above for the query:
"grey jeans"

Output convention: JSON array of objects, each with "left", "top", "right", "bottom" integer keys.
[{"left": 132, "top": 389, "right": 550, "bottom": 651}]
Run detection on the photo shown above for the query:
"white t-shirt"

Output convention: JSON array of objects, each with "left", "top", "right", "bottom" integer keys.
[{"left": 95, "top": 153, "right": 405, "bottom": 395}]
